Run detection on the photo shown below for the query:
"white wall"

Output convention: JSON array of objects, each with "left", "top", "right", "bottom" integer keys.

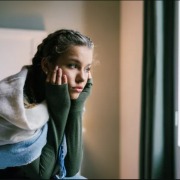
[
  {"left": 0, "top": 28, "right": 47, "bottom": 80},
  {"left": 119, "top": 1, "right": 143, "bottom": 179},
  {"left": 0, "top": 1, "right": 120, "bottom": 179}
]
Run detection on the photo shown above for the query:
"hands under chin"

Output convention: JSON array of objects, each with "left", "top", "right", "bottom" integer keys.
[{"left": 45, "top": 65, "right": 93, "bottom": 110}]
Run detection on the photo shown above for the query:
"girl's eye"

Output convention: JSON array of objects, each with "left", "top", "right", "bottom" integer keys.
[
  {"left": 85, "top": 67, "right": 91, "bottom": 72},
  {"left": 68, "top": 64, "right": 78, "bottom": 69}
]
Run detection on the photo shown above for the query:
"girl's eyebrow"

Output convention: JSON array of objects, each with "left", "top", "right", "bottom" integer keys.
[
  {"left": 68, "top": 59, "right": 81, "bottom": 64},
  {"left": 68, "top": 59, "right": 92, "bottom": 67}
]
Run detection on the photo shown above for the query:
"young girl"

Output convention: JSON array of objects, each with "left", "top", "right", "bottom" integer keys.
[{"left": 0, "top": 29, "right": 94, "bottom": 179}]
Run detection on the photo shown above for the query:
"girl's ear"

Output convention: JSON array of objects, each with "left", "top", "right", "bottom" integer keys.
[{"left": 41, "top": 58, "right": 50, "bottom": 74}]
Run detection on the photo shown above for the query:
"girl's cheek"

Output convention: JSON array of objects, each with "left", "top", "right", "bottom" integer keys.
[{"left": 61, "top": 69, "right": 68, "bottom": 77}]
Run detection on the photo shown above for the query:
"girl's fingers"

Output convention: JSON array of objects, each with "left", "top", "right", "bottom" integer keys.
[
  {"left": 88, "top": 71, "right": 92, "bottom": 79},
  {"left": 56, "top": 67, "right": 62, "bottom": 85},
  {"left": 62, "top": 74, "right": 67, "bottom": 84},
  {"left": 46, "top": 66, "right": 67, "bottom": 85},
  {"left": 51, "top": 66, "right": 58, "bottom": 84}
]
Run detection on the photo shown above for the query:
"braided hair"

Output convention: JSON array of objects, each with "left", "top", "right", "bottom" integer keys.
[{"left": 32, "top": 29, "right": 94, "bottom": 71}]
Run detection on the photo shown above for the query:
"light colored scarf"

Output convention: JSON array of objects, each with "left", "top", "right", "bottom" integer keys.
[
  {"left": 0, "top": 123, "right": 47, "bottom": 169},
  {"left": 0, "top": 66, "right": 49, "bottom": 145}
]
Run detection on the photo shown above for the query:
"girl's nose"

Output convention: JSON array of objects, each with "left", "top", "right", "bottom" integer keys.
[{"left": 76, "top": 70, "right": 85, "bottom": 83}]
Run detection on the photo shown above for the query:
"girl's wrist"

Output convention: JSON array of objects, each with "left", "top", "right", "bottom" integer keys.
[{"left": 45, "top": 83, "right": 71, "bottom": 110}]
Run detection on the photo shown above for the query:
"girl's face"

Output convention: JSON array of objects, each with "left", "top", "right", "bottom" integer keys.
[{"left": 55, "top": 45, "right": 93, "bottom": 99}]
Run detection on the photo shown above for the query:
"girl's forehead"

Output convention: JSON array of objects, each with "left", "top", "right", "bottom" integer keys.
[
  {"left": 56, "top": 46, "right": 93, "bottom": 65},
  {"left": 63, "top": 46, "right": 93, "bottom": 58},
  {"left": 67, "top": 45, "right": 93, "bottom": 54}
]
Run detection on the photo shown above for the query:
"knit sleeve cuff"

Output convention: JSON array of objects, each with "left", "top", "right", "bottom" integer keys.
[{"left": 45, "top": 83, "right": 70, "bottom": 111}]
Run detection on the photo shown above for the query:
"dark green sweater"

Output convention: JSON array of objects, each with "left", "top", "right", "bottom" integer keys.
[{"left": 0, "top": 82, "right": 87, "bottom": 179}]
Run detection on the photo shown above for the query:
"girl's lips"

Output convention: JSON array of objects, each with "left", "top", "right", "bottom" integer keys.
[{"left": 72, "top": 87, "right": 83, "bottom": 93}]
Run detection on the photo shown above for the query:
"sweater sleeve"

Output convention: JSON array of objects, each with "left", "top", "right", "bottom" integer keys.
[
  {"left": 21, "top": 83, "right": 70, "bottom": 179},
  {"left": 65, "top": 79, "right": 93, "bottom": 177},
  {"left": 64, "top": 107, "right": 84, "bottom": 177}
]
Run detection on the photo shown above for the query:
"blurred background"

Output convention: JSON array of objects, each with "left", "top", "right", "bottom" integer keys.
[{"left": 0, "top": 1, "right": 143, "bottom": 179}]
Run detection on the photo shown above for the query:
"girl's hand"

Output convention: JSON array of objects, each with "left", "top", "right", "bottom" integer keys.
[
  {"left": 46, "top": 66, "right": 67, "bottom": 85},
  {"left": 88, "top": 71, "right": 92, "bottom": 80},
  {"left": 70, "top": 71, "right": 93, "bottom": 111},
  {"left": 45, "top": 65, "right": 70, "bottom": 111},
  {"left": 78, "top": 71, "right": 93, "bottom": 100}
]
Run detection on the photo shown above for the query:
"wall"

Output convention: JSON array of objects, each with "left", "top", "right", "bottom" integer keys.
[
  {"left": 0, "top": 28, "right": 47, "bottom": 80},
  {"left": 81, "top": 2, "right": 119, "bottom": 179},
  {"left": 119, "top": 1, "right": 143, "bottom": 179},
  {"left": 0, "top": 1, "right": 119, "bottom": 179},
  {"left": 0, "top": 1, "right": 85, "bottom": 32}
]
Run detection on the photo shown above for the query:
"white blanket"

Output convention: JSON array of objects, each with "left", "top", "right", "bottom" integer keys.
[{"left": 0, "top": 66, "right": 49, "bottom": 145}]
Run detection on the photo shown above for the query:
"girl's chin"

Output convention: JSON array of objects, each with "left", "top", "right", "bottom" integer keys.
[{"left": 70, "top": 93, "right": 80, "bottom": 100}]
